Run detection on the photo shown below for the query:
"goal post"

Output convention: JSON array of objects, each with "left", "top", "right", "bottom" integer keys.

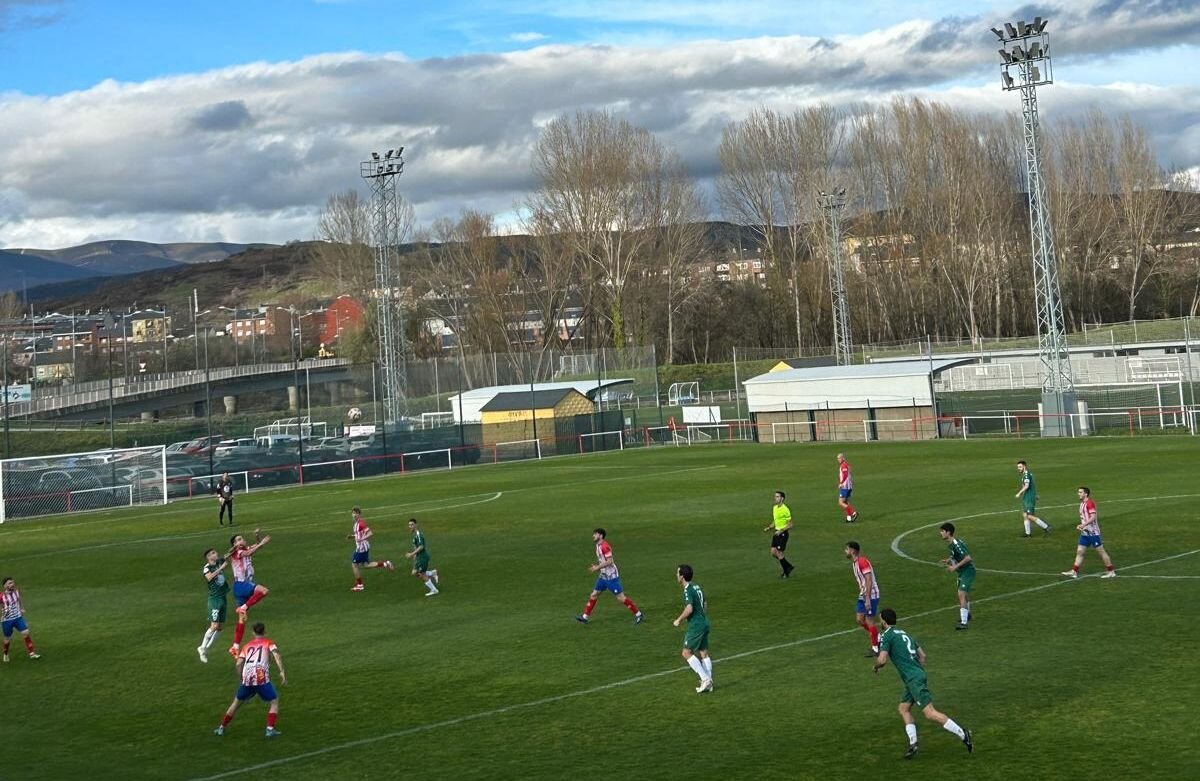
[
  {"left": 578, "top": 430, "right": 623, "bottom": 454},
  {"left": 0, "top": 445, "right": 167, "bottom": 524},
  {"left": 492, "top": 439, "right": 543, "bottom": 463}
]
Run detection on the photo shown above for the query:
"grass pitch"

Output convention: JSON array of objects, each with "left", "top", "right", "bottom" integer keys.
[{"left": 2, "top": 437, "right": 1197, "bottom": 780}]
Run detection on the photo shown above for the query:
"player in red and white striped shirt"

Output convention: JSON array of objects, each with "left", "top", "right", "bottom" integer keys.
[
  {"left": 1, "top": 577, "right": 41, "bottom": 662},
  {"left": 1062, "top": 487, "right": 1116, "bottom": 579},
  {"left": 837, "top": 453, "right": 859, "bottom": 523},
  {"left": 347, "top": 506, "right": 395, "bottom": 591},
  {"left": 575, "top": 528, "right": 643, "bottom": 624},
  {"left": 844, "top": 542, "right": 880, "bottom": 655},
  {"left": 213, "top": 622, "right": 287, "bottom": 738}
]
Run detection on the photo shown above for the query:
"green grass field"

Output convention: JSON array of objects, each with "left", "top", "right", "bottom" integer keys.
[{"left": 2, "top": 438, "right": 1198, "bottom": 780}]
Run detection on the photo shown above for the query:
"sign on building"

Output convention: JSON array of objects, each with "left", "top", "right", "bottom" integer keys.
[{"left": 3, "top": 384, "right": 31, "bottom": 403}]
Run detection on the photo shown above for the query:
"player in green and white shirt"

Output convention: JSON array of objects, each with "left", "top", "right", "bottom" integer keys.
[
  {"left": 405, "top": 518, "right": 439, "bottom": 597},
  {"left": 1016, "top": 460, "right": 1051, "bottom": 537},
  {"left": 938, "top": 522, "right": 974, "bottom": 630},
  {"left": 873, "top": 607, "right": 973, "bottom": 759},
  {"left": 198, "top": 548, "right": 231, "bottom": 663},
  {"left": 672, "top": 564, "right": 712, "bottom": 694}
]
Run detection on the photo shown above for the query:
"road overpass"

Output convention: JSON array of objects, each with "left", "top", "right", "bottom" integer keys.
[{"left": 3, "top": 359, "right": 355, "bottom": 421}]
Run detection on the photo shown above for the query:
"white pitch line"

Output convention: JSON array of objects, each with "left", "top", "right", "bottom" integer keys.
[
  {"left": 890, "top": 493, "right": 1200, "bottom": 580},
  {"left": 188, "top": 547, "right": 1192, "bottom": 781},
  {"left": 1, "top": 464, "right": 726, "bottom": 563},
  {"left": 0, "top": 493, "right": 505, "bottom": 564}
]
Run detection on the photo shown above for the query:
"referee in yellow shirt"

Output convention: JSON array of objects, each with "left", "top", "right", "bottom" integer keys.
[{"left": 763, "top": 490, "right": 795, "bottom": 578}]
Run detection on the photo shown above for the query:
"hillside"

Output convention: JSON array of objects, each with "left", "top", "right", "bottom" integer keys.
[
  {"left": 3, "top": 240, "right": 272, "bottom": 295},
  {"left": 28, "top": 242, "right": 326, "bottom": 312}
]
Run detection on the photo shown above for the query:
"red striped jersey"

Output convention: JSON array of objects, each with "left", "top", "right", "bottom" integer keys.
[
  {"left": 839, "top": 461, "right": 853, "bottom": 489},
  {"left": 238, "top": 637, "right": 277, "bottom": 686},
  {"left": 1, "top": 588, "right": 23, "bottom": 621},
  {"left": 230, "top": 548, "right": 255, "bottom": 583},
  {"left": 353, "top": 518, "right": 371, "bottom": 553},
  {"left": 595, "top": 540, "right": 619, "bottom": 579},
  {"left": 852, "top": 556, "right": 879, "bottom": 599},
  {"left": 1079, "top": 497, "right": 1101, "bottom": 536}
]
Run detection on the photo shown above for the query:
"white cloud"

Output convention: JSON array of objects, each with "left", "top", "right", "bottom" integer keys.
[
  {"left": 508, "top": 31, "right": 548, "bottom": 43},
  {"left": 1, "top": 1, "right": 1199, "bottom": 248}
]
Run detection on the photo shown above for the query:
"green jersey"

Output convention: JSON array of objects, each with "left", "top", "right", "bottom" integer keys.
[
  {"left": 947, "top": 538, "right": 974, "bottom": 571},
  {"left": 1020, "top": 470, "right": 1036, "bottom": 500},
  {"left": 879, "top": 626, "right": 924, "bottom": 683},
  {"left": 683, "top": 582, "right": 709, "bottom": 629},
  {"left": 411, "top": 530, "right": 428, "bottom": 555},
  {"left": 204, "top": 560, "right": 229, "bottom": 599}
]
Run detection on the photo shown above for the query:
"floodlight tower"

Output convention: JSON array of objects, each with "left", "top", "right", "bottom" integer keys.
[
  {"left": 360, "top": 147, "right": 409, "bottom": 424},
  {"left": 993, "top": 16, "right": 1077, "bottom": 436},
  {"left": 818, "top": 188, "right": 853, "bottom": 366}
]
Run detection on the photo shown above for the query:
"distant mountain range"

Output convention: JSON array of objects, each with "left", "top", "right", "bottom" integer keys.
[{"left": 0, "top": 240, "right": 274, "bottom": 295}]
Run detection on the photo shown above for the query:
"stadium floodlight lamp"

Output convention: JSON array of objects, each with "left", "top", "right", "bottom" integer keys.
[
  {"left": 999, "top": 49, "right": 1013, "bottom": 63},
  {"left": 991, "top": 26, "right": 1005, "bottom": 40},
  {"left": 371, "top": 151, "right": 380, "bottom": 161},
  {"left": 1030, "top": 66, "right": 1042, "bottom": 81},
  {"left": 1002, "top": 72, "right": 1015, "bottom": 89},
  {"left": 1035, "top": 17, "right": 1048, "bottom": 33},
  {"left": 1005, "top": 22, "right": 1017, "bottom": 37},
  {"left": 397, "top": 146, "right": 404, "bottom": 156},
  {"left": 1011, "top": 45, "right": 1025, "bottom": 60}
]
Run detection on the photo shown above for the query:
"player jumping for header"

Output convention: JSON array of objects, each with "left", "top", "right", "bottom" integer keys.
[
  {"left": 1016, "top": 460, "right": 1051, "bottom": 537},
  {"left": 1062, "top": 487, "right": 1117, "bottom": 579},
  {"left": 348, "top": 506, "right": 395, "bottom": 591},
  {"left": 228, "top": 529, "right": 271, "bottom": 659},
  {"left": 837, "top": 453, "right": 859, "bottom": 523},
  {"left": 576, "top": 528, "right": 643, "bottom": 624}
]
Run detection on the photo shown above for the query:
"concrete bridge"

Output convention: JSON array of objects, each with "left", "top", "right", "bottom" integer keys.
[{"left": 3, "top": 359, "right": 355, "bottom": 421}]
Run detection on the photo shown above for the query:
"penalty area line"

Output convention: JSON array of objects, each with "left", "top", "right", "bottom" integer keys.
[{"left": 187, "top": 546, "right": 1191, "bottom": 781}]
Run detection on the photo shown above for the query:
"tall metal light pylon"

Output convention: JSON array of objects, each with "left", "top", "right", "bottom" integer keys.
[
  {"left": 361, "top": 147, "right": 409, "bottom": 424},
  {"left": 994, "top": 17, "right": 1077, "bottom": 436},
  {"left": 818, "top": 188, "right": 853, "bottom": 366}
]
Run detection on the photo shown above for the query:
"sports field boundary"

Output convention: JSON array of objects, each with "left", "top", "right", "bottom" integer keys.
[{"left": 187, "top": 546, "right": 1197, "bottom": 781}]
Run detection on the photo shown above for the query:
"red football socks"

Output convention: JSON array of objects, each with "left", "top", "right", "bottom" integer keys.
[
  {"left": 846, "top": 503, "right": 856, "bottom": 515},
  {"left": 584, "top": 598, "right": 597, "bottom": 617},
  {"left": 234, "top": 622, "right": 245, "bottom": 645},
  {"left": 355, "top": 578, "right": 363, "bottom": 586},
  {"left": 625, "top": 600, "right": 640, "bottom": 615},
  {"left": 221, "top": 714, "right": 233, "bottom": 727},
  {"left": 266, "top": 713, "right": 278, "bottom": 729},
  {"left": 1072, "top": 565, "right": 1080, "bottom": 573},
  {"left": 245, "top": 591, "right": 265, "bottom": 608},
  {"left": 868, "top": 624, "right": 879, "bottom": 646},
  {"left": 23, "top": 636, "right": 34, "bottom": 653}
]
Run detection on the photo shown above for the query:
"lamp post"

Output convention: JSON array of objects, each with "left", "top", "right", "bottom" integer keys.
[
  {"left": 361, "top": 145, "right": 409, "bottom": 424},
  {"left": 817, "top": 188, "right": 853, "bottom": 366},
  {"left": 993, "top": 15, "right": 1076, "bottom": 436},
  {"left": 104, "top": 312, "right": 116, "bottom": 449}
]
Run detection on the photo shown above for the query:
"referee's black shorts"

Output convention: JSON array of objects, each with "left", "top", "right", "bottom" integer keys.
[{"left": 771, "top": 530, "right": 789, "bottom": 551}]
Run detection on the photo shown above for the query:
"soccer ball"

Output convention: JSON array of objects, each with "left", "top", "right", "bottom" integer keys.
[{"left": 346, "top": 407, "right": 363, "bottom": 422}]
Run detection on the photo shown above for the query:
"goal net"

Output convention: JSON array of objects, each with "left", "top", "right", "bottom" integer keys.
[
  {"left": 0, "top": 445, "right": 166, "bottom": 524},
  {"left": 492, "top": 439, "right": 543, "bottom": 463}
]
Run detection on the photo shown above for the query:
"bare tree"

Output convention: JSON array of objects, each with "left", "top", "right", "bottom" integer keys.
[
  {"left": 530, "top": 110, "right": 669, "bottom": 349},
  {"left": 314, "top": 190, "right": 376, "bottom": 297},
  {"left": 644, "top": 153, "right": 707, "bottom": 363}
]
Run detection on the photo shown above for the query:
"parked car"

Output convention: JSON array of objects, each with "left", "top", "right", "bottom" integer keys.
[
  {"left": 184, "top": 435, "right": 225, "bottom": 455},
  {"left": 214, "top": 438, "right": 262, "bottom": 458},
  {"left": 164, "top": 441, "right": 193, "bottom": 455}
]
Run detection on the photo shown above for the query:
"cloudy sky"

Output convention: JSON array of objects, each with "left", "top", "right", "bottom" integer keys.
[{"left": 1, "top": 0, "right": 1198, "bottom": 249}]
